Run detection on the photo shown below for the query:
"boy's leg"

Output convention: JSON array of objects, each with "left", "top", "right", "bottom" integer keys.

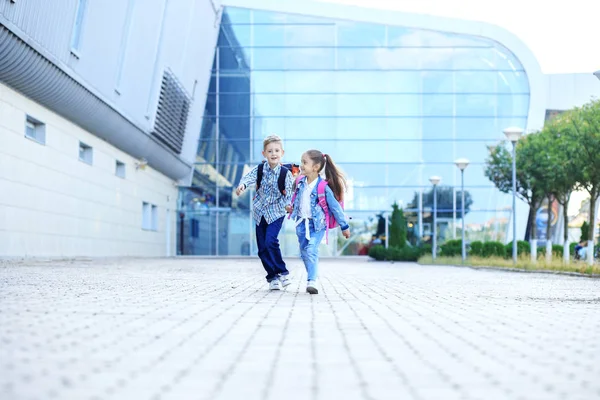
[
  {"left": 264, "top": 216, "right": 288, "bottom": 277},
  {"left": 256, "top": 217, "right": 278, "bottom": 282}
]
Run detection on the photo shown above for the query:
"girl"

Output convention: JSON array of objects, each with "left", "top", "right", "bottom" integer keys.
[{"left": 286, "top": 150, "right": 350, "bottom": 294}]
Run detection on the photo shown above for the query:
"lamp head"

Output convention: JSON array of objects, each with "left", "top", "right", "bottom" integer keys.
[
  {"left": 429, "top": 176, "right": 441, "bottom": 186},
  {"left": 503, "top": 126, "right": 524, "bottom": 143},
  {"left": 454, "top": 158, "right": 470, "bottom": 171}
]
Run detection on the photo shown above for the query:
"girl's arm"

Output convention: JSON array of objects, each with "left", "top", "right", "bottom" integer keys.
[{"left": 324, "top": 185, "right": 349, "bottom": 231}]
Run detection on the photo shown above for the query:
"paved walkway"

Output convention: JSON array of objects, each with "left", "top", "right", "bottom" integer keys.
[{"left": 1, "top": 257, "right": 599, "bottom": 400}]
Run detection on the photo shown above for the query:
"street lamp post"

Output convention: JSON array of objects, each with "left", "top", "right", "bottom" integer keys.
[
  {"left": 504, "top": 127, "right": 524, "bottom": 266},
  {"left": 454, "top": 158, "right": 469, "bottom": 263},
  {"left": 429, "top": 176, "right": 441, "bottom": 260}
]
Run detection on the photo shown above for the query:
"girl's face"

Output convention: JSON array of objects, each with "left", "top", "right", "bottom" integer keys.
[{"left": 300, "top": 153, "right": 320, "bottom": 177}]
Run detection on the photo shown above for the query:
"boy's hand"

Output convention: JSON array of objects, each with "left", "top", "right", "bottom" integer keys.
[
  {"left": 285, "top": 205, "right": 293, "bottom": 213},
  {"left": 235, "top": 184, "right": 246, "bottom": 196},
  {"left": 342, "top": 229, "right": 350, "bottom": 239}
]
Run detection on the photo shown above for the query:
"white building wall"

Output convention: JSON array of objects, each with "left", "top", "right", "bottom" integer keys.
[
  {"left": 0, "top": 83, "right": 178, "bottom": 257},
  {"left": 545, "top": 73, "right": 600, "bottom": 111}
]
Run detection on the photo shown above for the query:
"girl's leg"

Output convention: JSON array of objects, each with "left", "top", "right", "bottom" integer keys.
[
  {"left": 304, "top": 227, "right": 326, "bottom": 282},
  {"left": 296, "top": 222, "right": 310, "bottom": 274}
]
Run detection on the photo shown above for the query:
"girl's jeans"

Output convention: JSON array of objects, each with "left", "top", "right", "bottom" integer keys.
[{"left": 295, "top": 219, "right": 326, "bottom": 282}]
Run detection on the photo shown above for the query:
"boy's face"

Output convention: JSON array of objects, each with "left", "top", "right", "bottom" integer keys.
[{"left": 262, "top": 142, "right": 284, "bottom": 167}]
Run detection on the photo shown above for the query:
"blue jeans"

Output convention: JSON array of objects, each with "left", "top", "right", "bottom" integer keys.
[
  {"left": 256, "top": 216, "right": 288, "bottom": 282},
  {"left": 296, "top": 219, "right": 326, "bottom": 281}
]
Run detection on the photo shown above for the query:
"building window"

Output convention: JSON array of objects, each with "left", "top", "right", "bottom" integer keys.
[
  {"left": 79, "top": 142, "right": 93, "bottom": 165},
  {"left": 191, "top": 219, "right": 199, "bottom": 238},
  {"left": 70, "top": 0, "right": 88, "bottom": 54},
  {"left": 25, "top": 116, "right": 45, "bottom": 144},
  {"left": 115, "top": 160, "right": 126, "bottom": 178},
  {"left": 143, "top": 202, "right": 158, "bottom": 231}
]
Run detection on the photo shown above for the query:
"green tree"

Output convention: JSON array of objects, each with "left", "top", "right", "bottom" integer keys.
[
  {"left": 519, "top": 131, "right": 556, "bottom": 244},
  {"left": 543, "top": 116, "right": 581, "bottom": 246},
  {"left": 389, "top": 202, "right": 407, "bottom": 248},
  {"left": 406, "top": 186, "right": 473, "bottom": 221},
  {"left": 568, "top": 100, "right": 600, "bottom": 250},
  {"left": 484, "top": 140, "right": 543, "bottom": 240},
  {"left": 580, "top": 221, "right": 589, "bottom": 242}
]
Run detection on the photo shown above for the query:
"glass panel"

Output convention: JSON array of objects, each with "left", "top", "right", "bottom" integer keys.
[
  {"left": 497, "top": 94, "right": 530, "bottom": 117},
  {"left": 252, "top": 47, "right": 285, "bottom": 69},
  {"left": 455, "top": 94, "right": 496, "bottom": 117},
  {"left": 284, "top": 94, "right": 337, "bottom": 117},
  {"left": 349, "top": 187, "right": 423, "bottom": 211},
  {"left": 337, "top": 94, "right": 385, "bottom": 117},
  {"left": 284, "top": 71, "right": 336, "bottom": 93},
  {"left": 453, "top": 47, "right": 498, "bottom": 70},
  {"left": 222, "top": 8, "right": 251, "bottom": 24},
  {"left": 283, "top": 48, "right": 335, "bottom": 70},
  {"left": 337, "top": 117, "right": 387, "bottom": 139},
  {"left": 455, "top": 117, "right": 501, "bottom": 140},
  {"left": 252, "top": 25, "right": 286, "bottom": 46},
  {"left": 336, "top": 22, "right": 386, "bottom": 47},
  {"left": 285, "top": 24, "right": 336, "bottom": 46}
]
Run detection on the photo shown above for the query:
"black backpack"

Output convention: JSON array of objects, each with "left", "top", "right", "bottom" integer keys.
[{"left": 256, "top": 161, "right": 299, "bottom": 196}]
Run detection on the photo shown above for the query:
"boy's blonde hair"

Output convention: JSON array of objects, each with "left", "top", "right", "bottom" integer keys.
[{"left": 263, "top": 134, "right": 283, "bottom": 150}]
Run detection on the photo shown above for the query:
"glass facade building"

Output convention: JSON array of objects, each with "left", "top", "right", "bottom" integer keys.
[{"left": 177, "top": 7, "right": 530, "bottom": 256}]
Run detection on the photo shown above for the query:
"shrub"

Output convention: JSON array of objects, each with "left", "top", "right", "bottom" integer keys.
[
  {"left": 440, "top": 239, "right": 462, "bottom": 257},
  {"left": 552, "top": 244, "right": 564, "bottom": 257},
  {"left": 469, "top": 241, "right": 483, "bottom": 257},
  {"left": 570, "top": 242, "right": 578, "bottom": 255},
  {"left": 368, "top": 245, "right": 386, "bottom": 261},
  {"left": 420, "top": 244, "right": 433, "bottom": 257},
  {"left": 369, "top": 245, "right": 423, "bottom": 262},
  {"left": 482, "top": 241, "right": 506, "bottom": 258},
  {"left": 504, "top": 240, "right": 531, "bottom": 258}
]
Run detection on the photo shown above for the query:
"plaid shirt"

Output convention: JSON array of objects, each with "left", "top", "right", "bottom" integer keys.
[{"left": 239, "top": 163, "right": 294, "bottom": 226}]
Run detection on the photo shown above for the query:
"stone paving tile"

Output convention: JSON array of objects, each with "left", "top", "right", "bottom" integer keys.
[{"left": 1, "top": 257, "right": 600, "bottom": 400}]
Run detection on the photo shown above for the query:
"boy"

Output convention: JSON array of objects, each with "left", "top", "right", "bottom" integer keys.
[{"left": 236, "top": 135, "right": 294, "bottom": 290}]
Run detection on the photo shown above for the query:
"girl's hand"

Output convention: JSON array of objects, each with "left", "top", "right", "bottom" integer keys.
[
  {"left": 285, "top": 205, "right": 293, "bottom": 213},
  {"left": 235, "top": 184, "right": 246, "bottom": 196},
  {"left": 342, "top": 229, "right": 350, "bottom": 239}
]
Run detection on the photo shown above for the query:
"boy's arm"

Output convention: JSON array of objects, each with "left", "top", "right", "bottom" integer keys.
[
  {"left": 325, "top": 186, "right": 349, "bottom": 231},
  {"left": 238, "top": 164, "right": 259, "bottom": 190}
]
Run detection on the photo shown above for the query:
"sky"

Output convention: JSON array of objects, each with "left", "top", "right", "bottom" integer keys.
[{"left": 316, "top": 0, "right": 600, "bottom": 75}]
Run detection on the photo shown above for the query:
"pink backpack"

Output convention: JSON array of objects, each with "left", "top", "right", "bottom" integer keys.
[{"left": 289, "top": 175, "right": 344, "bottom": 243}]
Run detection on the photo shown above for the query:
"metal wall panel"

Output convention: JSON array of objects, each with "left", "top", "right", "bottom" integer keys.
[{"left": 0, "top": 24, "right": 191, "bottom": 180}]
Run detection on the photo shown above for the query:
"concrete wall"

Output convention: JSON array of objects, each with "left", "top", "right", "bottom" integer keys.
[{"left": 0, "top": 83, "right": 178, "bottom": 257}]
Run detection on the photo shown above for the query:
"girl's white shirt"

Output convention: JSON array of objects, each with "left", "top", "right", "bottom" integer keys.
[{"left": 299, "top": 177, "right": 318, "bottom": 219}]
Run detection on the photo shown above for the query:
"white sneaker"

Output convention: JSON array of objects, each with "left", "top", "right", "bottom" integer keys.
[
  {"left": 269, "top": 279, "right": 281, "bottom": 291},
  {"left": 279, "top": 274, "right": 291, "bottom": 287},
  {"left": 306, "top": 280, "right": 318, "bottom": 295}
]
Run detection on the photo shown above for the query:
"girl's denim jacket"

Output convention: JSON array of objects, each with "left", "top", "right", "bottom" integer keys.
[{"left": 289, "top": 176, "right": 349, "bottom": 232}]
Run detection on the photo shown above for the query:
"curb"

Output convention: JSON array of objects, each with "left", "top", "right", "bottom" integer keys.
[{"left": 418, "top": 262, "right": 600, "bottom": 279}]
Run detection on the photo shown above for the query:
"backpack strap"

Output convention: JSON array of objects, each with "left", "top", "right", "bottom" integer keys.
[
  {"left": 317, "top": 180, "right": 330, "bottom": 244},
  {"left": 288, "top": 175, "right": 304, "bottom": 220},
  {"left": 278, "top": 164, "right": 290, "bottom": 196},
  {"left": 255, "top": 161, "right": 266, "bottom": 192},
  {"left": 256, "top": 161, "right": 289, "bottom": 196}
]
